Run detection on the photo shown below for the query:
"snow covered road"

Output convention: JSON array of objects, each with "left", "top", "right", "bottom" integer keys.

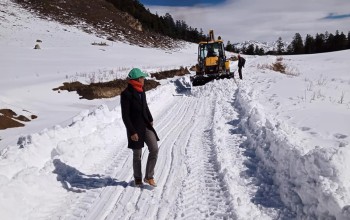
[
  {"left": 51, "top": 79, "right": 277, "bottom": 220},
  {"left": 1, "top": 74, "right": 350, "bottom": 219}
]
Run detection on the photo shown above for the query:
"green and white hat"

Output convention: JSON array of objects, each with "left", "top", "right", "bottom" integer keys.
[{"left": 128, "top": 68, "right": 148, "bottom": 79}]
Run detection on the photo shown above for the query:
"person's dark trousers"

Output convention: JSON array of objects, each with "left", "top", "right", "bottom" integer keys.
[
  {"left": 132, "top": 128, "right": 159, "bottom": 180},
  {"left": 238, "top": 67, "right": 243, "bottom": 79}
]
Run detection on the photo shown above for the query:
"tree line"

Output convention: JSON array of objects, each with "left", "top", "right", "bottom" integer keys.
[
  {"left": 226, "top": 30, "right": 350, "bottom": 55},
  {"left": 106, "top": 0, "right": 206, "bottom": 43}
]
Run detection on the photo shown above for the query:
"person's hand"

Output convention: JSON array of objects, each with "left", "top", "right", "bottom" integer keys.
[{"left": 131, "top": 133, "right": 139, "bottom": 141}]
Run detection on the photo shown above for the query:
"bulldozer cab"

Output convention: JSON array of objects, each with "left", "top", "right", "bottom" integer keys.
[{"left": 199, "top": 42, "right": 223, "bottom": 58}]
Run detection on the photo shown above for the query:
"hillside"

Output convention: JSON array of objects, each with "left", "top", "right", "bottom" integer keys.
[{"left": 13, "top": 0, "right": 179, "bottom": 48}]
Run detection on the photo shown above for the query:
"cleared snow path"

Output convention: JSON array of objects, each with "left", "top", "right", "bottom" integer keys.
[
  {"left": 4, "top": 76, "right": 347, "bottom": 219},
  {"left": 48, "top": 79, "right": 279, "bottom": 220}
]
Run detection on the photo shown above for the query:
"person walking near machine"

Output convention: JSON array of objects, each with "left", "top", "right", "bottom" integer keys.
[{"left": 237, "top": 53, "right": 246, "bottom": 80}]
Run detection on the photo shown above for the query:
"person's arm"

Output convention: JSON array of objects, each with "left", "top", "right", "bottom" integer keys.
[
  {"left": 144, "top": 93, "right": 154, "bottom": 125},
  {"left": 121, "top": 93, "right": 137, "bottom": 135}
]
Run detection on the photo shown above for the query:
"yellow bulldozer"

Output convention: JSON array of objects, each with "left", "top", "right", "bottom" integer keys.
[{"left": 190, "top": 30, "right": 233, "bottom": 86}]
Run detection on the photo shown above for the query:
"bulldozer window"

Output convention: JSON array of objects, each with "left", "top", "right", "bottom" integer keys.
[{"left": 199, "top": 42, "right": 224, "bottom": 59}]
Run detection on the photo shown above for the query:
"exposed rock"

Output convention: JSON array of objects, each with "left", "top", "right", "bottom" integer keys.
[
  {"left": 14, "top": 115, "right": 31, "bottom": 122},
  {"left": 34, "top": 44, "right": 41, "bottom": 49},
  {"left": 0, "top": 115, "right": 25, "bottom": 130},
  {"left": 0, "top": 109, "right": 37, "bottom": 130}
]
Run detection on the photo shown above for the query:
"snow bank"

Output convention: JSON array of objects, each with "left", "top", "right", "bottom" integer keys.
[
  {"left": 235, "top": 83, "right": 350, "bottom": 219},
  {"left": 0, "top": 103, "right": 126, "bottom": 219}
]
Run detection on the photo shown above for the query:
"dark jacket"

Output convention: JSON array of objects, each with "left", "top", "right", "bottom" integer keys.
[
  {"left": 238, "top": 56, "right": 246, "bottom": 68},
  {"left": 121, "top": 84, "right": 159, "bottom": 149}
]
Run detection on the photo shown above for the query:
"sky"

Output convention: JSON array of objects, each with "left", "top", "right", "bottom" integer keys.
[
  {"left": 1, "top": 0, "right": 350, "bottom": 219},
  {"left": 140, "top": 0, "right": 350, "bottom": 43}
]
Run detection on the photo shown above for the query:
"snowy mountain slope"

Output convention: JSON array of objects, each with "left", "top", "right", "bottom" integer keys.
[
  {"left": 0, "top": 0, "right": 196, "bottom": 149},
  {"left": 1, "top": 1, "right": 350, "bottom": 219},
  {"left": 233, "top": 40, "right": 289, "bottom": 53}
]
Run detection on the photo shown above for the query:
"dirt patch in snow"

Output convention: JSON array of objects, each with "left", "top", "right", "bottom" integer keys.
[
  {"left": 53, "top": 68, "right": 189, "bottom": 100},
  {"left": 53, "top": 79, "right": 160, "bottom": 100},
  {"left": 150, "top": 67, "right": 190, "bottom": 80},
  {"left": 0, "top": 109, "right": 38, "bottom": 130}
]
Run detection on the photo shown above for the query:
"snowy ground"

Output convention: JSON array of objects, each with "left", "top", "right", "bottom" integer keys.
[{"left": 1, "top": 1, "right": 350, "bottom": 219}]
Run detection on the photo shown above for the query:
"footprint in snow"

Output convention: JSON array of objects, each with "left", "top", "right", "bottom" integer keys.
[
  {"left": 334, "top": 133, "right": 348, "bottom": 139},
  {"left": 300, "top": 127, "right": 311, "bottom": 131}
]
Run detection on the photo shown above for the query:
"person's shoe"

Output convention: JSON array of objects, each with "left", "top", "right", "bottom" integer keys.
[
  {"left": 144, "top": 178, "right": 157, "bottom": 187},
  {"left": 134, "top": 179, "right": 143, "bottom": 187}
]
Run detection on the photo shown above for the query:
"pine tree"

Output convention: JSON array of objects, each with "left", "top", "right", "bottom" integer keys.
[
  {"left": 326, "top": 33, "right": 335, "bottom": 52},
  {"left": 246, "top": 44, "right": 255, "bottom": 55},
  {"left": 315, "top": 33, "right": 325, "bottom": 53},
  {"left": 290, "top": 33, "right": 304, "bottom": 54},
  {"left": 259, "top": 48, "right": 265, "bottom": 55},
  {"left": 276, "top": 37, "right": 284, "bottom": 55},
  {"left": 304, "top": 34, "right": 315, "bottom": 54},
  {"left": 337, "top": 31, "right": 347, "bottom": 50},
  {"left": 107, "top": 0, "right": 206, "bottom": 43},
  {"left": 226, "top": 41, "right": 233, "bottom": 51},
  {"left": 254, "top": 45, "right": 260, "bottom": 55}
]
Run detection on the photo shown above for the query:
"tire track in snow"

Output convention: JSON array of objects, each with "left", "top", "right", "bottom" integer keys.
[
  {"left": 88, "top": 96, "right": 192, "bottom": 220},
  {"left": 79, "top": 81, "right": 241, "bottom": 220},
  {"left": 107, "top": 98, "right": 200, "bottom": 219},
  {"left": 173, "top": 93, "right": 237, "bottom": 220},
  {"left": 127, "top": 97, "right": 202, "bottom": 220},
  {"left": 103, "top": 97, "right": 197, "bottom": 220},
  {"left": 57, "top": 95, "right": 190, "bottom": 220}
]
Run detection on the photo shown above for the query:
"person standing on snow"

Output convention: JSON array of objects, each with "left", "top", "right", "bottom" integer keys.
[
  {"left": 121, "top": 68, "right": 159, "bottom": 187},
  {"left": 237, "top": 53, "right": 246, "bottom": 80}
]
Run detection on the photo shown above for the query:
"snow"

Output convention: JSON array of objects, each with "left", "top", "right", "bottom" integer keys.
[{"left": 1, "top": 1, "right": 350, "bottom": 219}]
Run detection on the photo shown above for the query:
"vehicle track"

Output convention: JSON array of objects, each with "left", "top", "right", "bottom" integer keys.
[
  {"left": 106, "top": 97, "right": 201, "bottom": 220},
  {"left": 57, "top": 95, "right": 190, "bottom": 219},
  {"left": 173, "top": 93, "right": 237, "bottom": 220},
  {"left": 57, "top": 80, "right": 249, "bottom": 220}
]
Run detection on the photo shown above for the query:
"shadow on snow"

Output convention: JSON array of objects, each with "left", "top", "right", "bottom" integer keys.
[{"left": 52, "top": 159, "right": 128, "bottom": 193}]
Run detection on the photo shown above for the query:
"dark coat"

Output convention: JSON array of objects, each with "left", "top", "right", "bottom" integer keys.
[
  {"left": 121, "top": 84, "right": 159, "bottom": 149},
  {"left": 238, "top": 56, "right": 246, "bottom": 68}
]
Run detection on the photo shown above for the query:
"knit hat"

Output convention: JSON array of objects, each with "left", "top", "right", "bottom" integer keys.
[{"left": 128, "top": 68, "right": 148, "bottom": 79}]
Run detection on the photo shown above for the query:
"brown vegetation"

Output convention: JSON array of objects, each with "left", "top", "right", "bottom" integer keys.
[
  {"left": 0, "top": 109, "right": 37, "bottom": 130},
  {"left": 53, "top": 79, "right": 160, "bottom": 100},
  {"left": 53, "top": 68, "right": 190, "bottom": 99},
  {"left": 14, "top": 0, "right": 178, "bottom": 48},
  {"left": 150, "top": 67, "right": 190, "bottom": 80},
  {"left": 257, "top": 57, "right": 286, "bottom": 74},
  {"left": 272, "top": 61, "right": 286, "bottom": 73}
]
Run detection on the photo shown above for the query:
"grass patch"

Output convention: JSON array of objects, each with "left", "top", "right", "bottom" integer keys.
[
  {"left": 54, "top": 68, "right": 189, "bottom": 100},
  {"left": 271, "top": 61, "right": 286, "bottom": 73},
  {"left": 258, "top": 56, "right": 299, "bottom": 76}
]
